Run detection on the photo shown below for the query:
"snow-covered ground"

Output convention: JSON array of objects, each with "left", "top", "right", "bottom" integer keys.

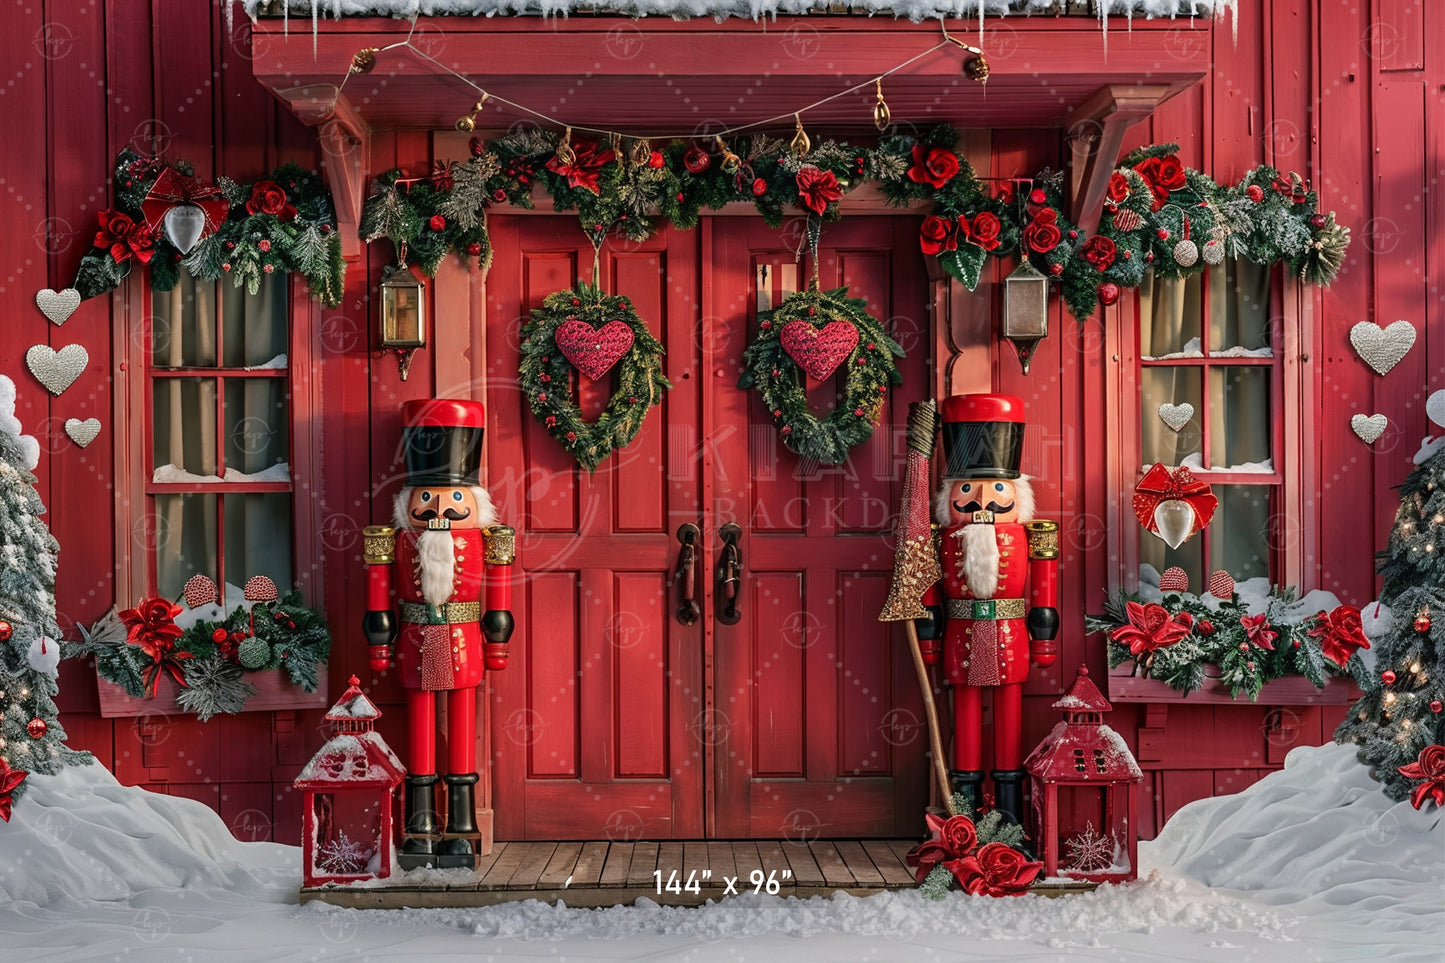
[{"left": 0, "top": 742, "right": 1439, "bottom": 962}]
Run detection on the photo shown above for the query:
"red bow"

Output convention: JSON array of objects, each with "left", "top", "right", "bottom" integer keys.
[
  {"left": 1132, "top": 463, "right": 1218, "bottom": 537},
  {"left": 140, "top": 167, "right": 231, "bottom": 240}
]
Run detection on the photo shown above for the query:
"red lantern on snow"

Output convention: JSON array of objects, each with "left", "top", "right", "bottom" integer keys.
[
  {"left": 1025, "top": 665, "right": 1143, "bottom": 884},
  {"left": 294, "top": 676, "right": 405, "bottom": 887}
]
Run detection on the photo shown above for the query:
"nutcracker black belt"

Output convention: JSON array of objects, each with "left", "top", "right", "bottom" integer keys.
[
  {"left": 944, "top": 597, "right": 1027, "bottom": 620},
  {"left": 401, "top": 601, "right": 481, "bottom": 625}
]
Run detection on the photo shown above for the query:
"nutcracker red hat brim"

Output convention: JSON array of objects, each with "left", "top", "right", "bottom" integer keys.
[
  {"left": 939, "top": 393, "right": 1027, "bottom": 479},
  {"left": 403, "top": 398, "right": 486, "bottom": 429}
]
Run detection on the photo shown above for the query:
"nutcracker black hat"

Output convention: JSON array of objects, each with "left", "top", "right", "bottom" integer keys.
[
  {"left": 939, "top": 393, "right": 1026, "bottom": 480},
  {"left": 401, "top": 399, "right": 486, "bottom": 486}
]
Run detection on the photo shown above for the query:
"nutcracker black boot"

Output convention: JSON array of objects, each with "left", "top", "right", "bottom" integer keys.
[
  {"left": 948, "top": 770, "right": 985, "bottom": 814},
  {"left": 991, "top": 769, "right": 1028, "bottom": 828},
  {"left": 399, "top": 774, "right": 440, "bottom": 869},
  {"left": 437, "top": 772, "right": 479, "bottom": 867}
]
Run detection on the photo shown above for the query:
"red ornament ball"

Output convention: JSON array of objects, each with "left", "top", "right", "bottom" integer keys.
[
  {"left": 211, "top": 627, "right": 228, "bottom": 643},
  {"left": 752, "top": 178, "right": 767, "bottom": 197},
  {"left": 1049, "top": 263, "right": 1063, "bottom": 276},
  {"left": 1068, "top": 230, "right": 1078, "bottom": 240},
  {"left": 429, "top": 214, "right": 447, "bottom": 231},
  {"left": 1414, "top": 614, "right": 1432, "bottom": 633},
  {"left": 1246, "top": 184, "right": 1264, "bottom": 202},
  {"left": 648, "top": 151, "right": 665, "bottom": 168},
  {"left": 1309, "top": 213, "right": 1328, "bottom": 230},
  {"left": 0, "top": 620, "right": 11, "bottom": 642},
  {"left": 1097, "top": 282, "right": 1121, "bottom": 306},
  {"left": 1157, "top": 229, "right": 1170, "bottom": 240},
  {"left": 1382, "top": 670, "right": 1397, "bottom": 685},
  {"left": 27, "top": 717, "right": 47, "bottom": 739},
  {"left": 1197, "top": 619, "right": 1215, "bottom": 636},
  {"left": 467, "top": 242, "right": 483, "bottom": 256},
  {"left": 1029, "top": 188, "right": 1047, "bottom": 205},
  {"left": 1431, "top": 700, "right": 1443, "bottom": 714}
]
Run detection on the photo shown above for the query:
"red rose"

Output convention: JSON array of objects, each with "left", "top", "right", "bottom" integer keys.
[
  {"left": 245, "top": 180, "right": 298, "bottom": 220},
  {"left": 1398, "top": 744, "right": 1445, "bottom": 810},
  {"left": 918, "top": 215, "right": 957, "bottom": 256},
  {"left": 1081, "top": 235, "right": 1117, "bottom": 271},
  {"left": 969, "top": 211, "right": 1002, "bottom": 251},
  {"left": 1154, "top": 154, "right": 1187, "bottom": 191},
  {"left": 953, "top": 842, "right": 1043, "bottom": 897},
  {"left": 1109, "top": 601, "right": 1193, "bottom": 657},
  {"left": 1022, "top": 212, "right": 1062, "bottom": 255},
  {"left": 648, "top": 151, "right": 665, "bottom": 169},
  {"left": 1240, "top": 613, "right": 1278, "bottom": 651},
  {"left": 906, "top": 812, "right": 980, "bottom": 883},
  {"left": 796, "top": 166, "right": 842, "bottom": 215},
  {"left": 1197, "top": 619, "right": 1215, "bottom": 635},
  {"left": 1132, "top": 157, "right": 1169, "bottom": 211},
  {"left": 94, "top": 209, "right": 156, "bottom": 264},
  {"left": 906, "top": 145, "right": 961, "bottom": 189},
  {"left": 1246, "top": 184, "right": 1264, "bottom": 203},
  {"left": 429, "top": 214, "right": 447, "bottom": 231},
  {"left": 938, "top": 814, "right": 978, "bottom": 855},
  {"left": 1034, "top": 208, "right": 1057, "bottom": 225},
  {"left": 1106, "top": 172, "right": 1131, "bottom": 205},
  {"left": 1308, "top": 605, "right": 1371, "bottom": 667},
  {"left": 683, "top": 146, "right": 711, "bottom": 174}
]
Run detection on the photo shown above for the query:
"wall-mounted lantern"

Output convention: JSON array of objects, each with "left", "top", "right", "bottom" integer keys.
[
  {"left": 1002, "top": 257, "right": 1050, "bottom": 374},
  {"left": 380, "top": 263, "right": 426, "bottom": 381}
]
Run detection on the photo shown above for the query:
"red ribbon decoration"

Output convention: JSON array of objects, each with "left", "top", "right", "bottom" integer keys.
[
  {"left": 1132, "top": 463, "right": 1218, "bottom": 537},
  {"left": 140, "top": 167, "right": 231, "bottom": 240}
]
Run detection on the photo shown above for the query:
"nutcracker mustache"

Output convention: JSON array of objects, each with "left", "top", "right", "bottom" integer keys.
[
  {"left": 410, "top": 507, "right": 472, "bottom": 522},
  {"left": 954, "top": 498, "right": 1014, "bottom": 516}
]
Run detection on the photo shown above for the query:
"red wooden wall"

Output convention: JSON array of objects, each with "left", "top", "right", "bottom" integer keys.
[{"left": 0, "top": 3, "right": 1438, "bottom": 842}]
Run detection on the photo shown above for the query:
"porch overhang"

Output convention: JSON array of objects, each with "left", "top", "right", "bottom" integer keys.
[{"left": 250, "top": 15, "right": 1208, "bottom": 255}]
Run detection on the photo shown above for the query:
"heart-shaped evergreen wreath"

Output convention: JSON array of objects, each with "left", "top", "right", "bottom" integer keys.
[
  {"left": 519, "top": 284, "right": 671, "bottom": 472},
  {"left": 737, "top": 285, "right": 904, "bottom": 464}
]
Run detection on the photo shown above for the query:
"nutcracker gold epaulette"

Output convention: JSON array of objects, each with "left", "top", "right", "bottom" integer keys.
[
  {"left": 362, "top": 525, "right": 396, "bottom": 565},
  {"left": 483, "top": 525, "right": 516, "bottom": 565},
  {"left": 1024, "top": 519, "right": 1059, "bottom": 560}
]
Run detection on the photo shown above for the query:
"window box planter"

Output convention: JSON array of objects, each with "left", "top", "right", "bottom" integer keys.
[
  {"left": 1106, "top": 661, "right": 1362, "bottom": 706},
  {"left": 94, "top": 665, "right": 329, "bottom": 719}
]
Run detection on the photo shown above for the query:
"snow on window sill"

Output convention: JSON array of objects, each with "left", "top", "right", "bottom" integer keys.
[
  {"left": 152, "top": 463, "right": 293, "bottom": 484},
  {"left": 1142, "top": 337, "right": 1273, "bottom": 361},
  {"left": 1143, "top": 455, "right": 1274, "bottom": 475},
  {"left": 244, "top": 353, "right": 288, "bottom": 371}
]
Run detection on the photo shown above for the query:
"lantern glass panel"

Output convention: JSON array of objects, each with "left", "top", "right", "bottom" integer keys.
[
  {"left": 381, "top": 271, "right": 426, "bottom": 348},
  {"left": 1055, "top": 785, "right": 1128, "bottom": 877},
  {"left": 311, "top": 790, "right": 383, "bottom": 878},
  {"left": 1003, "top": 263, "right": 1049, "bottom": 340}
]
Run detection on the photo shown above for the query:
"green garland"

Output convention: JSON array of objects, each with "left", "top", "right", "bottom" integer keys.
[
  {"left": 74, "top": 149, "right": 345, "bottom": 307},
  {"left": 736, "top": 285, "right": 903, "bottom": 464},
  {"left": 362, "top": 127, "right": 1349, "bottom": 321},
  {"left": 68, "top": 591, "right": 331, "bottom": 721},
  {"left": 518, "top": 284, "right": 672, "bottom": 472},
  {"left": 1086, "top": 585, "right": 1370, "bottom": 701}
]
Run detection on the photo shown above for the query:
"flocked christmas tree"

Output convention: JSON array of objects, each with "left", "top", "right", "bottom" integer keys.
[
  {"left": 0, "top": 375, "right": 90, "bottom": 816},
  {"left": 1336, "top": 438, "right": 1445, "bottom": 807}
]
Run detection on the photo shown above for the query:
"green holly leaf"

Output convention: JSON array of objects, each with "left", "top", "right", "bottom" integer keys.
[{"left": 937, "top": 243, "right": 987, "bottom": 291}]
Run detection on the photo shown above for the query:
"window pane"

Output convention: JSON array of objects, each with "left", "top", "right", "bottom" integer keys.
[
  {"left": 1207, "top": 366, "right": 1272, "bottom": 471},
  {"left": 225, "top": 494, "right": 294, "bottom": 592},
  {"left": 1139, "top": 526, "right": 1204, "bottom": 590},
  {"left": 153, "top": 377, "right": 218, "bottom": 478},
  {"left": 1140, "top": 367, "right": 1201, "bottom": 469},
  {"left": 152, "top": 272, "right": 217, "bottom": 368},
  {"left": 1208, "top": 259, "right": 1272, "bottom": 355},
  {"left": 1138, "top": 271, "right": 1202, "bottom": 359},
  {"left": 225, "top": 379, "right": 290, "bottom": 478},
  {"left": 155, "top": 493, "right": 217, "bottom": 600},
  {"left": 222, "top": 274, "right": 289, "bottom": 369},
  {"left": 1208, "top": 485, "right": 1273, "bottom": 581}
]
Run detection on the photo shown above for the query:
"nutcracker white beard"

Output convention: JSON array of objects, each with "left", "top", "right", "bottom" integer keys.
[
  {"left": 414, "top": 529, "right": 457, "bottom": 606},
  {"left": 957, "top": 524, "right": 1001, "bottom": 599}
]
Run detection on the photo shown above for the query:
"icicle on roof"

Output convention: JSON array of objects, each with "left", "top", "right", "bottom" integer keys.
[{"left": 1050, "top": 665, "right": 1112, "bottom": 717}]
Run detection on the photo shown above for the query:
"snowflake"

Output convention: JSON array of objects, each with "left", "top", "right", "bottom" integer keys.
[
  {"left": 1063, "top": 822, "right": 1116, "bottom": 873},
  {"left": 316, "top": 830, "right": 373, "bottom": 875}
]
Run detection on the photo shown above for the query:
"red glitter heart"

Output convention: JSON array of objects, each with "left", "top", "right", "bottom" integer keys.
[
  {"left": 554, "top": 319, "right": 636, "bottom": 381},
  {"left": 780, "top": 320, "right": 859, "bottom": 380}
]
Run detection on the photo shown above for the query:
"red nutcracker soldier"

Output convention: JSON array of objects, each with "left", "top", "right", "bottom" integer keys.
[
  {"left": 918, "top": 394, "right": 1059, "bottom": 824},
  {"left": 361, "top": 399, "right": 515, "bottom": 869}
]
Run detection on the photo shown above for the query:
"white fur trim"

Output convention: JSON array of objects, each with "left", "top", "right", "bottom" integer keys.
[
  {"left": 958, "top": 524, "right": 1000, "bottom": 599},
  {"left": 414, "top": 529, "right": 457, "bottom": 605},
  {"left": 935, "top": 474, "right": 1035, "bottom": 525}
]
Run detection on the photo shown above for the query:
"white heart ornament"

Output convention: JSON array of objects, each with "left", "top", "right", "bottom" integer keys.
[
  {"left": 25, "top": 344, "right": 88, "bottom": 396},
  {"left": 65, "top": 417, "right": 101, "bottom": 448},
  {"left": 1349, "top": 320, "right": 1416, "bottom": 376},
  {"left": 1427, "top": 389, "right": 1445, "bottom": 430},
  {"left": 1158, "top": 403, "right": 1194, "bottom": 432},
  {"left": 1351, "top": 413, "right": 1387, "bottom": 444},
  {"left": 163, "top": 203, "right": 207, "bottom": 254},
  {"left": 1152, "top": 499, "right": 1196, "bottom": 550},
  {"left": 35, "top": 287, "right": 81, "bottom": 325}
]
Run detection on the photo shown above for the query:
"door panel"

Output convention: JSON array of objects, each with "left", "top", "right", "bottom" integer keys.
[
  {"left": 708, "top": 218, "right": 931, "bottom": 838},
  {"left": 488, "top": 218, "right": 704, "bottom": 840}
]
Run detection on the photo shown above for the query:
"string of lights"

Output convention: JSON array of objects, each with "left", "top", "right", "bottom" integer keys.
[{"left": 333, "top": 20, "right": 988, "bottom": 145}]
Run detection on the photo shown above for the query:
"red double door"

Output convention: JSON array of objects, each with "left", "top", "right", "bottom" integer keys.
[{"left": 486, "top": 216, "right": 929, "bottom": 839}]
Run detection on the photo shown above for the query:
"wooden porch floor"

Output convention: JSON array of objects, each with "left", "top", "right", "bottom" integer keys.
[{"left": 301, "top": 840, "right": 1097, "bottom": 907}]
